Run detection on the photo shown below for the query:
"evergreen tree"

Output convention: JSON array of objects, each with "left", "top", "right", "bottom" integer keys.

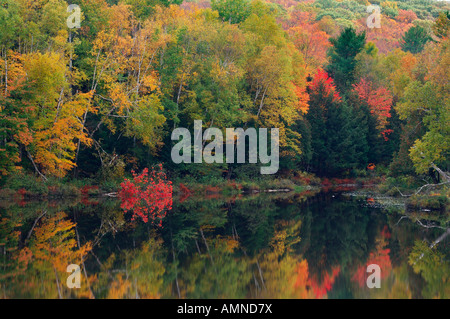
[
  {"left": 326, "top": 28, "right": 366, "bottom": 93},
  {"left": 381, "top": 106, "right": 402, "bottom": 164},
  {"left": 347, "top": 97, "right": 370, "bottom": 169},
  {"left": 389, "top": 114, "right": 425, "bottom": 177},
  {"left": 306, "top": 70, "right": 355, "bottom": 176},
  {"left": 359, "top": 100, "right": 383, "bottom": 165},
  {"left": 306, "top": 96, "right": 327, "bottom": 175},
  {"left": 401, "top": 26, "right": 432, "bottom": 54},
  {"left": 324, "top": 101, "right": 356, "bottom": 176}
]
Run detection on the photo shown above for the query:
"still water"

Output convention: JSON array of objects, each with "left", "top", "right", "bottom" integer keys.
[{"left": 1, "top": 188, "right": 449, "bottom": 298}]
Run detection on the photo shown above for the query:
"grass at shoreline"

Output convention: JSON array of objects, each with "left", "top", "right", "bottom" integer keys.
[
  {"left": 0, "top": 172, "right": 119, "bottom": 199},
  {"left": 0, "top": 172, "right": 448, "bottom": 214},
  {"left": 0, "top": 171, "right": 322, "bottom": 199}
]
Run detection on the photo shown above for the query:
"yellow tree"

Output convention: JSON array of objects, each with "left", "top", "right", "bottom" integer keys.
[
  {"left": 396, "top": 40, "right": 450, "bottom": 179},
  {"left": 242, "top": 7, "right": 308, "bottom": 157},
  {"left": 75, "top": 3, "right": 168, "bottom": 167},
  {"left": 253, "top": 220, "right": 314, "bottom": 298},
  {"left": 22, "top": 51, "right": 94, "bottom": 177},
  {"left": 27, "top": 212, "right": 93, "bottom": 298},
  {"left": 127, "top": 238, "right": 167, "bottom": 299}
]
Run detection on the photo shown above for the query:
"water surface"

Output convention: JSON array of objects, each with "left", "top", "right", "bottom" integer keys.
[{"left": 1, "top": 188, "right": 448, "bottom": 298}]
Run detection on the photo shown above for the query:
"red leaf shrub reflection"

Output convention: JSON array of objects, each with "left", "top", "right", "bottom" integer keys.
[
  {"left": 119, "top": 164, "right": 173, "bottom": 225},
  {"left": 309, "top": 266, "right": 341, "bottom": 299},
  {"left": 352, "top": 226, "right": 392, "bottom": 287}
]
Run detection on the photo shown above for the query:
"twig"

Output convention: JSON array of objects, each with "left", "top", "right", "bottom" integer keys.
[
  {"left": 394, "top": 215, "right": 409, "bottom": 227},
  {"left": 414, "top": 181, "right": 449, "bottom": 195},
  {"left": 394, "top": 215, "right": 447, "bottom": 230},
  {"left": 103, "top": 192, "right": 118, "bottom": 197},
  {"left": 414, "top": 218, "right": 446, "bottom": 230},
  {"left": 25, "top": 210, "right": 47, "bottom": 243},
  {"left": 413, "top": 228, "right": 450, "bottom": 265},
  {"left": 394, "top": 186, "right": 410, "bottom": 197},
  {"left": 394, "top": 181, "right": 449, "bottom": 197}
]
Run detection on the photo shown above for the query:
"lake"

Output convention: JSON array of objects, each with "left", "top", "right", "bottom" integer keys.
[{"left": 1, "top": 187, "right": 448, "bottom": 298}]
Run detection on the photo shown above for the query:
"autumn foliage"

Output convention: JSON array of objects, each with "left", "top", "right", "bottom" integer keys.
[
  {"left": 309, "top": 266, "right": 341, "bottom": 299},
  {"left": 352, "top": 226, "right": 392, "bottom": 287},
  {"left": 353, "top": 79, "right": 393, "bottom": 127},
  {"left": 309, "top": 69, "right": 341, "bottom": 103},
  {"left": 119, "top": 165, "right": 173, "bottom": 225}
]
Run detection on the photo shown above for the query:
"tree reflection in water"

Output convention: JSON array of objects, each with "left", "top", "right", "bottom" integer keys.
[{"left": 0, "top": 190, "right": 448, "bottom": 298}]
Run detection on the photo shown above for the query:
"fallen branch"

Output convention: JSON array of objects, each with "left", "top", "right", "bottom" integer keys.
[
  {"left": 413, "top": 228, "right": 450, "bottom": 265},
  {"left": 394, "top": 215, "right": 447, "bottom": 230},
  {"left": 394, "top": 186, "right": 410, "bottom": 197},
  {"left": 394, "top": 215, "right": 409, "bottom": 226},
  {"left": 430, "top": 162, "right": 450, "bottom": 183},
  {"left": 394, "top": 181, "right": 449, "bottom": 197},
  {"left": 103, "top": 192, "right": 118, "bottom": 197},
  {"left": 414, "top": 181, "right": 449, "bottom": 195},
  {"left": 414, "top": 218, "right": 446, "bottom": 230}
]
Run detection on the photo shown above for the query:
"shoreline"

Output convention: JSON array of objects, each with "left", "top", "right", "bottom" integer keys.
[{"left": 0, "top": 173, "right": 447, "bottom": 214}]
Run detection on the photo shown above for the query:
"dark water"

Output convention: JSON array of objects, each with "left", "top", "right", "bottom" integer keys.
[{"left": 1, "top": 189, "right": 449, "bottom": 299}]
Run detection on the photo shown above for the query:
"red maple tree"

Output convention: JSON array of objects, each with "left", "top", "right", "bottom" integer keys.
[
  {"left": 353, "top": 78, "right": 393, "bottom": 137},
  {"left": 309, "top": 69, "right": 342, "bottom": 103}
]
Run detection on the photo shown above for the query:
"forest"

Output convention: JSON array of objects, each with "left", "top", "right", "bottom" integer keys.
[
  {"left": 0, "top": 0, "right": 449, "bottom": 192},
  {"left": 0, "top": 0, "right": 449, "bottom": 300}
]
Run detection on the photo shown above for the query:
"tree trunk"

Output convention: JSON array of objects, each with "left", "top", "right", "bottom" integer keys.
[
  {"left": 54, "top": 267, "right": 63, "bottom": 299},
  {"left": 256, "top": 86, "right": 268, "bottom": 118},
  {"left": 74, "top": 213, "right": 95, "bottom": 299},
  {"left": 413, "top": 228, "right": 450, "bottom": 265},
  {"left": 200, "top": 228, "right": 214, "bottom": 265},
  {"left": 3, "top": 48, "right": 7, "bottom": 96},
  {"left": 430, "top": 162, "right": 450, "bottom": 183},
  {"left": 25, "top": 210, "right": 47, "bottom": 244},
  {"left": 170, "top": 231, "right": 181, "bottom": 298},
  {"left": 26, "top": 149, "right": 47, "bottom": 181}
]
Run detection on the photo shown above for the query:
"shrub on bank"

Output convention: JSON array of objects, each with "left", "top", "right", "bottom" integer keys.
[
  {"left": 407, "top": 194, "right": 449, "bottom": 212},
  {"left": 0, "top": 173, "right": 99, "bottom": 198}
]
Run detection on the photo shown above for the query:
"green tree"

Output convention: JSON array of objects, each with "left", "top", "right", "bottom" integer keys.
[
  {"left": 432, "top": 11, "right": 450, "bottom": 39},
  {"left": 396, "top": 39, "right": 450, "bottom": 181},
  {"left": 408, "top": 240, "right": 450, "bottom": 299},
  {"left": 211, "top": 0, "right": 251, "bottom": 24},
  {"left": 326, "top": 27, "right": 366, "bottom": 92},
  {"left": 401, "top": 26, "right": 432, "bottom": 54},
  {"left": 0, "top": 81, "right": 34, "bottom": 177},
  {"left": 306, "top": 70, "right": 356, "bottom": 176}
]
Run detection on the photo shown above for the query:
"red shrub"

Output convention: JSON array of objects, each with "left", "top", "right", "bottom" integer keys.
[
  {"left": 179, "top": 183, "right": 192, "bottom": 203},
  {"left": 321, "top": 178, "right": 332, "bottom": 187},
  {"left": 17, "top": 188, "right": 27, "bottom": 197},
  {"left": 118, "top": 164, "right": 173, "bottom": 225}
]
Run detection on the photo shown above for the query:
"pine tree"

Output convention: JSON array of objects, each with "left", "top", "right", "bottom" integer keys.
[
  {"left": 306, "top": 70, "right": 355, "bottom": 176},
  {"left": 401, "top": 26, "right": 432, "bottom": 54},
  {"left": 325, "top": 100, "right": 356, "bottom": 176},
  {"left": 347, "top": 97, "right": 369, "bottom": 169},
  {"left": 326, "top": 28, "right": 366, "bottom": 93}
]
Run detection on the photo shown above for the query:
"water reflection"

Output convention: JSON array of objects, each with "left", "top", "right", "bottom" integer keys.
[{"left": 0, "top": 189, "right": 448, "bottom": 299}]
